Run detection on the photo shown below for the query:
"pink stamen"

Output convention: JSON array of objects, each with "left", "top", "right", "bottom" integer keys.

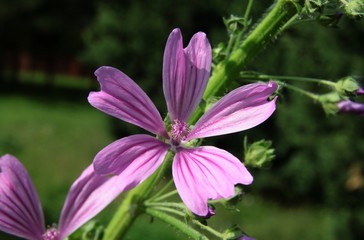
[
  {"left": 171, "top": 119, "right": 189, "bottom": 146},
  {"left": 42, "top": 227, "right": 59, "bottom": 240}
]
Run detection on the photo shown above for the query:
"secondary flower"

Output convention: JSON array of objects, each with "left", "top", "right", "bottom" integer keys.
[
  {"left": 337, "top": 100, "right": 364, "bottom": 116},
  {"left": 0, "top": 154, "right": 121, "bottom": 240},
  {"left": 88, "top": 28, "right": 277, "bottom": 216},
  {"left": 357, "top": 87, "right": 364, "bottom": 95}
]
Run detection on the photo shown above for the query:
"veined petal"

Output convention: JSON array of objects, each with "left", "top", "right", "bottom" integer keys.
[
  {"left": 0, "top": 154, "right": 44, "bottom": 240},
  {"left": 89, "top": 66, "right": 168, "bottom": 138},
  {"left": 338, "top": 100, "right": 364, "bottom": 115},
  {"left": 93, "top": 134, "right": 169, "bottom": 188},
  {"left": 173, "top": 147, "right": 253, "bottom": 216},
  {"left": 58, "top": 165, "right": 121, "bottom": 239},
  {"left": 163, "top": 29, "right": 185, "bottom": 121},
  {"left": 186, "top": 81, "right": 278, "bottom": 140},
  {"left": 163, "top": 28, "right": 212, "bottom": 122}
]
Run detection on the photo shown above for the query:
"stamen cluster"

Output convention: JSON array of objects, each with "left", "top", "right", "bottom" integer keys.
[
  {"left": 170, "top": 119, "right": 189, "bottom": 146},
  {"left": 42, "top": 227, "right": 59, "bottom": 240}
]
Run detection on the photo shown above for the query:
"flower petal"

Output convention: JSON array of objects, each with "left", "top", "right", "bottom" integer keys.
[
  {"left": 186, "top": 81, "right": 278, "bottom": 140},
  {"left": 338, "top": 100, "right": 364, "bottom": 116},
  {"left": 0, "top": 154, "right": 44, "bottom": 240},
  {"left": 173, "top": 147, "right": 253, "bottom": 216},
  {"left": 163, "top": 28, "right": 212, "bottom": 122},
  {"left": 93, "top": 134, "right": 169, "bottom": 188},
  {"left": 58, "top": 165, "right": 122, "bottom": 239},
  {"left": 89, "top": 66, "right": 168, "bottom": 138}
]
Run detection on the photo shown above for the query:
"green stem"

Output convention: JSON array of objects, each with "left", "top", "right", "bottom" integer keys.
[
  {"left": 281, "top": 15, "right": 317, "bottom": 30},
  {"left": 189, "top": 0, "right": 302, "bottom": 125},
  {"left": 150, "top": 189, "right": 179, "bottom": 202},
  {"left": 240, "top": 72, "right": 336, "bottom": 87},
  {"left": 203, "top": 0, "right": 301, "bottom": 100},
  {"left": 232, "top": 0, "right": 254, "bottom": 54},
  {"left": 149, "top": 205, "right": 225, "bottom": 239},
  {"left": 102, "top": 151, "right": 174, "bottom": 240},
  {"left": 145, "top": 202, "right": 185, "bottom": 210},
  {"left": 145, "top": 208, "right": 209, "bottom": 240},
  {"left": 243, "top": 0, "right": 254, "bottom": 23},
  {"left": 148, "top": 179, "right": 175, "bottom": 201},
  {"left": 284, "top": 82, "right": 319, "bottom": 100},
  {"left": 150, "top": 206, "right": 185, "bottom": 216},
  {"left": 192, "top": 218, "right": 225, "bottom": 239}
]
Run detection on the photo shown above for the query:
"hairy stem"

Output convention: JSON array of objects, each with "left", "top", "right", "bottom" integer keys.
[
  {"left": 189, "top": 0, "right": 302, "bottom": 124},
  {"left": 284, "top": 82, "right": 320, "bottom": 100},
  {"left": 240, "top": 72, "right": 336, "bottom": 87},
  {"left": 102, "top": 152, "right": 174, "bottom": 240},
  {"left": 203, "top": 0, "right": 301, "bottom": 99},
  {"left": 145, "top": 208, "right": 209, "bottom": 240}
]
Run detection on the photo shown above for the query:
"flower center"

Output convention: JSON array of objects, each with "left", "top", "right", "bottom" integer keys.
[
  {"left": 170, "top": 119, "right": 189, "bottom": 146},
  {"left": 42, "top": 227, "right": 59, "bottom": 240}
]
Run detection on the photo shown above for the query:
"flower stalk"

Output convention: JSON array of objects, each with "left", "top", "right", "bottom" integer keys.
[
  {"left": 239, "top": 72, "right": 337, "bottom": 87},
  {"left": 202, "top": 0, "right": 301, "bottom": 99},
  {"left": 189, "top": 0, "right": 301, "bottom": 124},
  {"left": 102, "top": 152, "right": 174, "bottom": 240},
  {"left": 144, "top": 208, "right": 209, "bottom": 240}
]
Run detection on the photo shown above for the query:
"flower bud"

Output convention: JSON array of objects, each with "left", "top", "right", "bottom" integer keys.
[
  {"left": 244, "top": 139, "right": 275, "bottom": 168},
  {"left": 318, "top": 92, "right": 341, "bottom": 115},
  {"left": 335, "top": 77, "right": 361, "bottom": 96},
  {"left": 238, "top": 235, "right": 256, "bottom": 240},
  {"left": 357, "top": 87, "right": 364, "bottom": 95},
  {"left": 342, "top": 0, "right": 364, "bottom": 18},
  {"left": 223, "top": 225, "right": 255, "bottom": 240}
]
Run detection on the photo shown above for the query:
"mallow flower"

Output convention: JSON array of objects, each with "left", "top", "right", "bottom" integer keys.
[
  {"left": 357, "top": 87, "right": 364, "bottom": 95},
  {"left": 0, "top": 154, "right": 121, "bottom": 240},
  {"left": 88, "top": 28, "right": 277, "bottom": 216},
  {"left": 337, "top": 100, "right": 364, "bottom": 116}
]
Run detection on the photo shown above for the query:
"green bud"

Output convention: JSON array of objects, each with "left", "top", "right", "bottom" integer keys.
[
  {"left": 342, "top": 0, "right": 364, "bottom": 18},
  {"left": 244, "top": 138, "right": 275, "bottom": 168},
  {"left": 223, "top": 15, "right": 248, "bottom": 35},
  {"left": 222, "top": 224, "right": 247, "bottom": 239},
  {"left": 335, "top": 76, "right": 360, "bottom": 95},
  {"left": 317, "top": 92, "right": 341, "bottom": 115}
]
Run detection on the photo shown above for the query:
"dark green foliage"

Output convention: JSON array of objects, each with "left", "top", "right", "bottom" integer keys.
[{"left": 249, "top": 15, "right": 364, "bottom": 239}]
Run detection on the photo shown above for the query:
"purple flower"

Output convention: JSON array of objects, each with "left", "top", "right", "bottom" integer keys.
[
  {"left": 337, "top": 100, "right": 364, "bottom": 116},
  {"left": 88, "top": 28, "right": 277, "bottom": 216},
  {"left": 357, "top": 87, "right": 364, "bottom": 95},
  {"left": 0, "top": 154, "right": 121, "bottom": 240},
  {"left": 238, "top": 235, "right": 256, "bottom": 240}
]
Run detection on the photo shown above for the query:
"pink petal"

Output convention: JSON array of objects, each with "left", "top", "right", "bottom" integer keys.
[
  {"left": 93, "top": 134, "right": 169, "bottom": 188},
  {"left": 338, "top": 100, "right": 364, "bottom": 116},
  {"left": 58, "top": 164, "right": 122, "bottom": 239},
  {"left": 186, "top": 81, "right": 278, "bottom": 140},
  {"left": 0, "top": 154, "right": 44, "bottom": 240},
  {"left": 163, "top": 28, "right": 212, "bottom": 122},
  {"left": 172, "top": 147, "right": 253, "bottom": 216},
  {"left": 89, "top": 66, "right": 168, "bottom": 138}
]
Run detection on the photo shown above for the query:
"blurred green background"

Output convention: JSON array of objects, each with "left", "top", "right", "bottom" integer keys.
[{"left": 1, "top": 0, "right": 364, "bottom": 239}]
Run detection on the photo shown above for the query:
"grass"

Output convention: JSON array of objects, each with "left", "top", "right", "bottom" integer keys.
[
  {"left": 2, "top": 70, "right": 95, "bottom": 90},
  {"left": 0, "top": 92, "right": 113, "bottom": 222},
  {"left": 0, "top": 90, "right": 331, "bottom": 239}
]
